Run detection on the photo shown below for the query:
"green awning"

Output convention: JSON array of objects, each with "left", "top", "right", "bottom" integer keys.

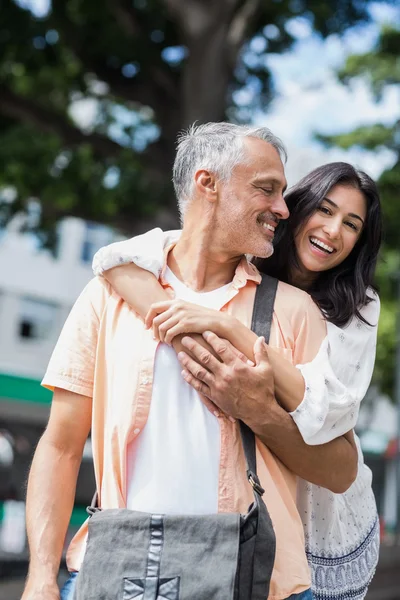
[{"left": 0, "top": 372, "right": 52, "bottom": 404}]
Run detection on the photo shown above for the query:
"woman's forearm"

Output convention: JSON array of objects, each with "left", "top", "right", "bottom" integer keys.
[
  {"left": 104, "top": 263, "right": 168, "bottom": 314},
  {"left": 103, "top": 264, "right": 217, "bottom": 357}
]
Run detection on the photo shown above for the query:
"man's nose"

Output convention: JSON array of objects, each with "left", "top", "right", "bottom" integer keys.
[{"left": 272, "top": 194, "right": 290, "bottom": 220}]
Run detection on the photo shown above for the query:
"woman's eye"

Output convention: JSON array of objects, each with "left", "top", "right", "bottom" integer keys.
[
  {"left": 346, "top": 221, "right": 358, "bottom": 231},
  {"left": 318, "top": 206, "right": 331, "bottom": 215}
]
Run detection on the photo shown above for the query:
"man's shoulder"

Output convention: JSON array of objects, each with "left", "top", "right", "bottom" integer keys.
[
  {"left": 274, "top": 279, "right": 324, "bottom": 332},
  {"left": 275, "top": 280, "right": 313, "bottom": 310},
  {"left": 273, "top": 280, "right": 326, "bottom": 355},
  {"left": 81, "top": 276, "right": 113, "bottom": 299},
  {"left": 75, "top": 276, "right": 115, "bottom": 317}
]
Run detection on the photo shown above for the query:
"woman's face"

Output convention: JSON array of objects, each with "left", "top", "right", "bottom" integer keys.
[{"left": 294, "top": 184, "right": 367, "bottom": 276}]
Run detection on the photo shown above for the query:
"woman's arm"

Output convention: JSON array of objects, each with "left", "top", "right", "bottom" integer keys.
[
  {"left": 106, "top": 262, "right": 167, "bottom": 313},
  {"left": 105, "top": 264, "right": 224, "bottom": 359},
  {"left": 97, "top": 233, "right": 379, "bottom": 447},
  {"left": 291, "top": 293, "right": 380, "bottom": 444},
  {"left": 104, "top": 263, "right": 305, "bottom": 412}
]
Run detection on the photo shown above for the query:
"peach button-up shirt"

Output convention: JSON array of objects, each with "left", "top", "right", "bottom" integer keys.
[{"left": 42, "top": 256, "right": 326, "bottom": 600}]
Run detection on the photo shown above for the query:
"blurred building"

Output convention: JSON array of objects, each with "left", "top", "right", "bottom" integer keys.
[
  {"left": 357, "top": 387, "right": 399, "bottom": 535},
  {"left": 0, "top": 217, "right": 118, "bottom": 558}
]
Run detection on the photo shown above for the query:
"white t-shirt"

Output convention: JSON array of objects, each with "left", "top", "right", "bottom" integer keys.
[{"left": 126, "top": 266, "right": 231, "bottom": 515}]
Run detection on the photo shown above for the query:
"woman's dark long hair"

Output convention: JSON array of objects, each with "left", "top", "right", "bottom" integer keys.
[{"left": 255, "top": 162, "right": 382, "bottom": 327}]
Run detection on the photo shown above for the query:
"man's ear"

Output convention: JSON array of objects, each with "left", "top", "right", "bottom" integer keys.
[{"left": 193, "top": 169, "right": 218, "bottom": 204}]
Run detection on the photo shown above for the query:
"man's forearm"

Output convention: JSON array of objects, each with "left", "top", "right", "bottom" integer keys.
[
  {"left": 25, "top": 432, "right": 81, "bottom": 586},
  {"left": 247, "top": 404, "right": 358, "bottom": 494}
]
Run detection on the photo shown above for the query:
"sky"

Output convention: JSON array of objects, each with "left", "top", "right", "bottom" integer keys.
[
  {"left": 259, "top": 2, "right": 400, "bottom": 185},
  {"left": 17, "top": 0, "right": 400, "bottom": 189}
]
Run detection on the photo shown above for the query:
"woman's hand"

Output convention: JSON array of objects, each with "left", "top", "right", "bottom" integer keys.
[{"left": 145, "top": 300, "right": 231, "bottom": 345}]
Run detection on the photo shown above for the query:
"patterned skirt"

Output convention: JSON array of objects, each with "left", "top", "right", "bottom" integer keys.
[{"left": 297, "top": 458, "right": 380, "bottom": 600}]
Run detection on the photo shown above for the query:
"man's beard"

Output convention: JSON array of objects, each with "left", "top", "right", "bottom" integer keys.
[
  {"left": 264, "top": 241, "right": 274, "bottom": 259},
  {"left": 247, "top": 242, "right": 274, "bottom": 261}
]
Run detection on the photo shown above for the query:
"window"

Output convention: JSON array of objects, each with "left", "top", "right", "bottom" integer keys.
[
  {"left": 18, "top": 297, "right": 58, "bottom": 341},
  {"left": 81, "top": 222, "right": 114, "bottom": 264}
]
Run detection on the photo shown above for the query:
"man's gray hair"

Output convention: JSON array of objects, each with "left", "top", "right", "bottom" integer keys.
[{"left": 173, "top": 122, "right": 287, "bottom": 217}]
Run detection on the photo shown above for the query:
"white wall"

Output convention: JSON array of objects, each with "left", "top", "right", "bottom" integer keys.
[{"left": 0, "top": 218, "right": 117, "bottom": 380}]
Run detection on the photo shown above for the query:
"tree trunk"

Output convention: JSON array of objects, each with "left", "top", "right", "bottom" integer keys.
[{"left": 181, "top": 23, "right": 232, "bottom": 127}]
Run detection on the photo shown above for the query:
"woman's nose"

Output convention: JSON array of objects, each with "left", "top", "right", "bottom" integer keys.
[{"left": 323, "top": 220, "right": 341, "bottom": 239}]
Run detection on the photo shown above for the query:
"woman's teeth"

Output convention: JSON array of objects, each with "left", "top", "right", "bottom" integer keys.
[{"left": 310, "top": 237, "right": 334, "bottom": 253}]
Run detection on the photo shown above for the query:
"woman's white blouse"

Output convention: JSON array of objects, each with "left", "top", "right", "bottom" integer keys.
[
  {"left": 93, "top": 227, "right": 380, "bottom": 598},
  {"left": 93, "top": 227, "right": 380, "bottom": 446},
  {"left": 292, "top": 291, "right": 379, "bottom": 444}
]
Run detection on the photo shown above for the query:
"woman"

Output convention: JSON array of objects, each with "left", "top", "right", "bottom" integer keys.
[{"left": 93, "top": 162, "right": 382, "bottom": 600}]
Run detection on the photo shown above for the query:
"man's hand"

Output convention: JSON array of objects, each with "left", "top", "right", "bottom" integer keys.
[
  {"left": 178, "top": 331, "right": 275, "bottom": 428},
  {"left": 178, "top": 331, "right": 358, "bottom": 493}
]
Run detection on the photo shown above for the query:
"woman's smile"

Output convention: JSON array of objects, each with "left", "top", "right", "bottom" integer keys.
[{"left": 308, "top": 236, "right": 337, "bottom": 257}]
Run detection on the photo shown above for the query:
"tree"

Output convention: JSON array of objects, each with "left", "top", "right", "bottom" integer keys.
[
  {"left": 0, "top": 0, "right": 393, "bottom": 241},
  {"left": 317, "top": 26, "right": 400, "bottom": 395}
]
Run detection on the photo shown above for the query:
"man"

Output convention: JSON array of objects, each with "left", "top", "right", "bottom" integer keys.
[{"left": 22, "top": 123, "right": 357, "bottom": 600}]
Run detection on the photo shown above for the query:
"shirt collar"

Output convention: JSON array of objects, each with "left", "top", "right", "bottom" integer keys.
[
  {"left": 232, "top": 256, "right": 262, "bottom": 289},
  {"left": 160, "top": 245, "right": 262, "bottom": 290}
]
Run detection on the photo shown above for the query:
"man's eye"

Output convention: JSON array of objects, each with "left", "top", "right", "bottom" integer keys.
[{"left": 262, "top": 188, "right": 273, "bottom": 195}]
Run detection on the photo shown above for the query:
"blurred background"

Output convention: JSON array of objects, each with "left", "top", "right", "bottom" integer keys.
[{"left": 0, "top": 0, "right": 399, "bottom": 598}]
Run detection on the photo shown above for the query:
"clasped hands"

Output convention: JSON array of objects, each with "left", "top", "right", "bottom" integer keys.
[{"left": 145, "top": 300, "right": 275, "bottom": 427}]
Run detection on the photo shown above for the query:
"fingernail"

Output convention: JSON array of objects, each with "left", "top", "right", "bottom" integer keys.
[
  {"left": 203, "top": 331, "right": 211, "bottom": 339},
  {"left": 247, "top": 360, "right": 254, "bottom": 366},
  {"left": 229, "top": 416, "right": 236, "bottom": 423}
]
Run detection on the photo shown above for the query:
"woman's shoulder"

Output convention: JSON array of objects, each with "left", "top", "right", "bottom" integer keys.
[
  {"left": 327, "top": 287, "right": 380, "bottom": 338},
  {"left": 357, "top": 287, "right": 380, "bottom": 327},
  {"left": 366, "top": 286, "right": 380, "bottom": 306}
]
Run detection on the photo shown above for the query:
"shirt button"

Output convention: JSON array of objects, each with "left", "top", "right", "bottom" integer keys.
[
  {"left": 213, "top": 410, "right": 220, "bottom": 418},
  {"left": 133, "top": 428, "right": 141, "bottom": 435}
]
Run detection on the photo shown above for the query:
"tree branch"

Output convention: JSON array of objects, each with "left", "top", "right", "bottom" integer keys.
[
  {"left": 106, "top": 0, "right": 141, "bottom": 37},
  {"left": 51, "top": 0, "right": 179, "bottom": 108},
  {"left": 163, "top": 0, "right": 235, "bottom": 37},
  {"left": 227, "top": 0, "right": 263, "bottom": 62},
  {"left": 0, "top": 85, "right": 123, "bottom": 159}
]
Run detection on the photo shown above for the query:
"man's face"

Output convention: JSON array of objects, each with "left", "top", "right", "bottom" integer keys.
[{"left": 214, "top": 137, "right": 289, "bottom": 258}]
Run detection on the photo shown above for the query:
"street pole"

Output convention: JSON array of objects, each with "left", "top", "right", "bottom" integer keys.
[{"left": 395, "top": 271, "right": 400, "bottom": 539}]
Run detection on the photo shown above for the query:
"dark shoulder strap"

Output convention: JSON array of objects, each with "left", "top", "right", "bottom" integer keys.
[
  {"left": 250, "top": 274, "right": 278, "bottom": 343},
  {"left": 240, "top": 274, "right": 278, "bottom": 493}
]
